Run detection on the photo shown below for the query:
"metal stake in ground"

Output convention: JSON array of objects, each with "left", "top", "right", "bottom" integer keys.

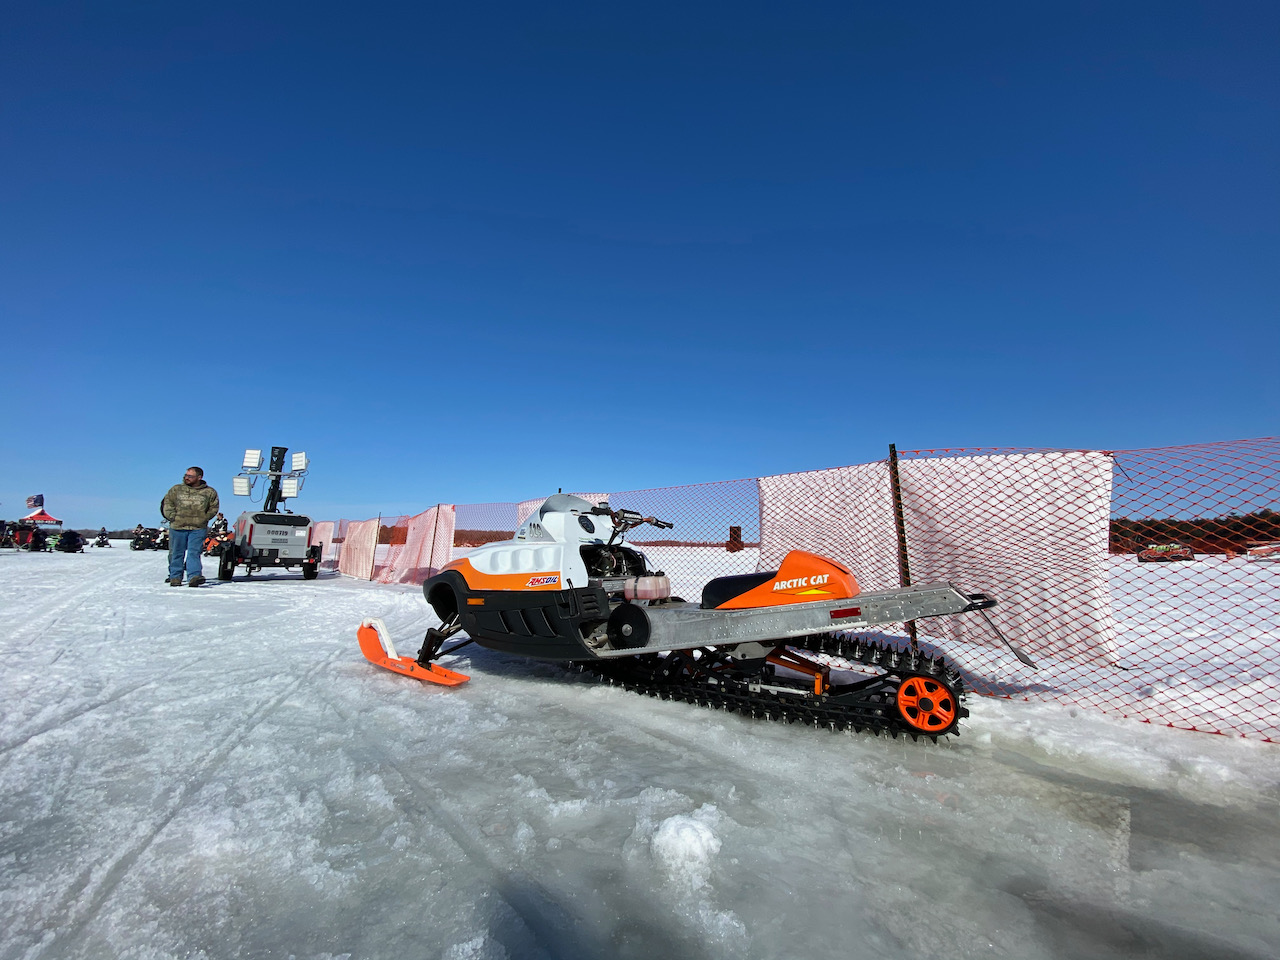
[{"left": 888, "top": 443, "right": 919, "bottom": 652}]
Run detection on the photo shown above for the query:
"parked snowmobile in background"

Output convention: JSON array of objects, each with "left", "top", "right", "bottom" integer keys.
[
  {"left": 1245, "top": 541, "right": 1280, "bottom": 562},
  {"left": 1137, "top": 542, "right": 1195, "bottom": 563},
  {"left": 15, "top": 524, "right": 48, "bottom": 551},
  {"left": 54, "top": 529, "right": 86, "bottom": 553},
  {"left": 362, "top": 494, "right": 1007, "bottom": 740},
  {"left": 203, "top": 529, "right": 233, "bottom": 556},
  {"left": 132, "top": 527, "right": 162, "bottom": 550}
]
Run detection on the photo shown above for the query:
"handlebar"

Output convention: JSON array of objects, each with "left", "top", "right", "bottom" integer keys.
[
  {"left": 590, "top": 504, "right": 674, "bottom": 541},
  {"left": 613, "top": 508, "right": 673, "bottom": 530}
]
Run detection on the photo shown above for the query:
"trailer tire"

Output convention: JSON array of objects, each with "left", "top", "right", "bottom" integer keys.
[
  {"left": 302, "top": 564, "right": 318, "bottom": 580},
  {"left": 218, "top": 548, "right": 236, "bottom": 581}
]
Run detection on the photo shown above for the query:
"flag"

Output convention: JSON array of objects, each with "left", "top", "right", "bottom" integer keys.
[{"left": 26, "top": 494, "right": 44, "bottom": 509}]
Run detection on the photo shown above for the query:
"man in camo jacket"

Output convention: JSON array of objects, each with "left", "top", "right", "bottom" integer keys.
[{"left": 161, "top": 466, "right": 219, "bottom": 586}]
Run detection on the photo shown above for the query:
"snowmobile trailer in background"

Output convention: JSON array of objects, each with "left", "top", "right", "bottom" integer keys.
[
  {"left": 1136, "top": 542, "right": 1196, "bottom": 563},
  {"left": 363, "top": 494, "right": 1017, "bottom": 741}
]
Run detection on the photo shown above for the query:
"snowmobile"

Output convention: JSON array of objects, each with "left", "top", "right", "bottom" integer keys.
[
  {"left": 92, "top": 533, "right": 112, "bottom": 548},
  {"left": 12, "top": 524, "right": 45, "bottom": 551},
  {"left": 203, "top": 529, "right": 233, "bottom": 556},
  {"left": 1245, "top": 541, "right": 1280, "bottom": 562},
  {"left": 1136, "top": 542, "right": 1195, "bottom": 563},
  {"left": 131, "top": 528, "right": 161, "bottom": 550},
  {"left": 54, "top": 530, "right": 86, "bottom": 553},
  {"left": 361, "top": 494, "right": 1011, "bottom": 740}
]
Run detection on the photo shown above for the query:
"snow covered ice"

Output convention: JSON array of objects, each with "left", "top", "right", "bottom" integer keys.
[{"left": 3, "top": 547, "right": 1279, "bottom": 960}]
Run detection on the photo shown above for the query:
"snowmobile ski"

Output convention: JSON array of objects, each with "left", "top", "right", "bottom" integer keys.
[{"left": 357, "top": 617, "right": 470, "bottom": 686}]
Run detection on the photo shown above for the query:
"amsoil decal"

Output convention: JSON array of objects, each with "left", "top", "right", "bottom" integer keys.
[
  {"left": 526, "top": 575, "right": 560, "bottom": 587},
  {"left": 773, "top": 574, "right": 830, "bottom": 591}
]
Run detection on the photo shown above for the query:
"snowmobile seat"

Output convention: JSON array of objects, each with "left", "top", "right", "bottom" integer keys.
[{"left": 700, "top": 570, "right": 778, "bottom": 609}]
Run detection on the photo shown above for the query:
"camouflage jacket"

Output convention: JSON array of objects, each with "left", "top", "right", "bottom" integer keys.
[{"left": 161, "top": 481, "right": 220, "bottom": 530}]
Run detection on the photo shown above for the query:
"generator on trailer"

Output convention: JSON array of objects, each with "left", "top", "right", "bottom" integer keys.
[{"left": 219, "top": 446, "right": 321, "bottom": 581}]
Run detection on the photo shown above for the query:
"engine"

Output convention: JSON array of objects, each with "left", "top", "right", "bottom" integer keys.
[{"left": 580, "top": 543, "right": 649, "bottom": 579}]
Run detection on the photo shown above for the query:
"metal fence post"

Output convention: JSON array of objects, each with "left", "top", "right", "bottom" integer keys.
[{"left": 888, "top": 443, "right": 919, "bottom": 651}]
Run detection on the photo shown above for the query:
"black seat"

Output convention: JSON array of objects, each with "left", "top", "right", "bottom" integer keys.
[{"left": 700, "top": 571, "right": 777, "bottom": 609}]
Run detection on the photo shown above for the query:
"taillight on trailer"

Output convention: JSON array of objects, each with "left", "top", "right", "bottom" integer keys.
[
  {"left": 307, "top": 526, "right": 313, "bottom": 548},
  {"left": 829, "top": 607, "right": 862, "bottom": 620},
  {"left": 247, "top": 523, "right": 253, "bottom": 545}
]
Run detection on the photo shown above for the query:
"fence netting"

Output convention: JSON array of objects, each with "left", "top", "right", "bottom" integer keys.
[
  {"left": 374, "top": 506, "right": 455, "bottom": 585},
  {"left": 760, "top": 452, "right": 1119, "bottom": 665},
  {"left": 336, "top": 519, "right": 378, "bottom": 580},
  {"left": 319, "top": 436, "right": 1279, "bottom": 740}
]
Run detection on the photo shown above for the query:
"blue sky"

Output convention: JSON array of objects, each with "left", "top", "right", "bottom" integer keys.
[{"left": 2, "top": 2, "right": 1277, "bottom": 529}]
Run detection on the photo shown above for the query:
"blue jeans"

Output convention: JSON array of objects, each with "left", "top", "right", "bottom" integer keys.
[{"left": 169, "top": 527, "right": 207, "bottom": 579}]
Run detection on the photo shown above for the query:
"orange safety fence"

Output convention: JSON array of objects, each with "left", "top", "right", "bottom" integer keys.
[
  {"left": 337, "top": 519, "right": 379, "bottom": 579},
  {"left": 374, "top": 505, "right": 456, "bottom": 585},
  {"left": 313, "top": 519, "right": 350, "bottom": 571},
  {"left": 320, "top": 436, "right": 1280, "bottom": 740}
]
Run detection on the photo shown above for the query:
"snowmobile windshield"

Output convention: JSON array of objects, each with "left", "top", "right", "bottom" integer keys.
[{"left": 539, "top": 494, "right": 596, "bottom": 519}]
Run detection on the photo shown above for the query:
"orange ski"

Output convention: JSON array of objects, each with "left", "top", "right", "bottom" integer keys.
[{"left": 357, "top": 618, "right": 470, "bottom": 686}]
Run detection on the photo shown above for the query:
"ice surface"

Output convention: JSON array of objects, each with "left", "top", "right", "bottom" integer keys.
[{"left": 2, "top": 547, "right": 1279, "bottom": 960}]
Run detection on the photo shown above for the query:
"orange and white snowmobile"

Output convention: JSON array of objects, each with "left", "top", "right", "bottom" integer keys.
[{"left": 364, "top": 494, "right": 1006, "bottom": 738}]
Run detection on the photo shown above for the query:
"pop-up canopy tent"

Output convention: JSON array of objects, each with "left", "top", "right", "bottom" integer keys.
[{"left": 20, "top": 507, "right": 62, "bottom": 526}]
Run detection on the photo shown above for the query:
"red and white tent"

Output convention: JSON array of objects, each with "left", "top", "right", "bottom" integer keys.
[{"left": 21, "top": 507, "right": 62, "bottom": 526}]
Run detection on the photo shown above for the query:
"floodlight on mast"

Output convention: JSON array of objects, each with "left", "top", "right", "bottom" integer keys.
[{"left": 233, "top": 445, "right": 311, "bottom": 512}]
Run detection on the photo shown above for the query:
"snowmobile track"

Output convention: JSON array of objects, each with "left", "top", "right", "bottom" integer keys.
[
  {"left": 12, "top": 562, "right": 137, "bottom": 645},
  {"left": 0, "top": 657, "right": 209, "bottom": 760},
  {"left": 578, "top": 633, "right": 968, "bottom": 742}
]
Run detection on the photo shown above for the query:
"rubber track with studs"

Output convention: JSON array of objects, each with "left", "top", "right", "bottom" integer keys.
[{"left": 575, "top": 633, "right": 969, "bottom": 741}]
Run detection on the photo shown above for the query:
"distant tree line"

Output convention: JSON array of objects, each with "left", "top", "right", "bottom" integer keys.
[
  {"left": 378, "top": 524, "right": 409, "bottom": 545},
  {"left": 1110, "top": 509, "right": 1280, "bottom": 554},
  {"left": 454, "top": 529, "right": 515, "bottom": 547}
]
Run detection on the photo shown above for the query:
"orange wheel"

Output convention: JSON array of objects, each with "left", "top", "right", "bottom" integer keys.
[{"left": 896, "top": 675, "right": 959, "bottom": 734}]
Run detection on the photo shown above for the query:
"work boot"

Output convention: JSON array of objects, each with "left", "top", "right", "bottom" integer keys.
[
  {"left": 169, "top": 576, "right": 183, "bottom": 586},
  {"left": 188, "top": 575, "right": 206, "bottom": 587}
]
